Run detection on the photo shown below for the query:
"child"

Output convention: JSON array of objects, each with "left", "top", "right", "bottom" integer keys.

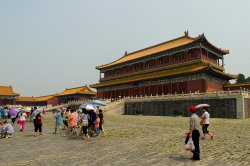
[
  {"left": 34, "top": 113, "right": 43, "bottom": 137},
  {"left": 95, "top": 114, "right": 100, "bottom": 136},
  {"left": 54, "top": 109, "right": 62, "bottom": 134},
  {"left": 1, "top": 119, "right": 14, "bottom": 138},
  {"left": 18, "top": 110, "right": 27, "bottom": 132}
]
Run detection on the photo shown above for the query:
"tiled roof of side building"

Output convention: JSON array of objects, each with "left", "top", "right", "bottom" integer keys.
[
  {"left": 57, "top": 86, "right": 96, "bottom": 97},
  {"left": 16, "top": 96, "right": 37, "bottom": 102},
  {"left": 17, "top": 95, "right": 56, "bottom": 102},
  {"left": 0, "top": 86, "right": 19, "bottom": 96},
  {"left": 224, "top": 82, "right": 250, "bottom": 88},
  {"left": 36, "top": 95, "right": 56, "bottom": 102},
  {"left": 96, "top": 32, "right": 229, "bottom": 69}
]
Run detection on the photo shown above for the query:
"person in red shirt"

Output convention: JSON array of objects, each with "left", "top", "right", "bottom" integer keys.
[{"left": 95, "top": 114, "right": 100, "bottom": 136}]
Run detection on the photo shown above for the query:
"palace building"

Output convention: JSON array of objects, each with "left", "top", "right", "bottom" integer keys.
[
  {"left": 56, "top": 86, "right": 96, "bottom": 104},
  {"left": 0, "top": 85, "right": 19, "bottom": 105},
  {"left": 16, "top": 95, "right": 58, "bottom": 106},
  {"left": 91, "top": 32, "right": 237, "bottom": 99}
]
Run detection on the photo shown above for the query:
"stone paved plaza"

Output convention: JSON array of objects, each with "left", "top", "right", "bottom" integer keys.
[{"left": 0, "top": 113, "right": 250, "bottom": 166}]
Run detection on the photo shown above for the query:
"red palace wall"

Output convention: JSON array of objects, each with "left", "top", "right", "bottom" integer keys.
[
  {"left": 186, "top": 80, "right": 204, "bottom": 92},
  {"left": 97, "top": 80, "right": 224, "bottom": 99},
  {"left": 47, "top": 97, "right": 59, "bottom": 106},
  {"left": 205, "top": 81, "right": 223, "bottom": 91},
  {"left": 186, "top": 80, "right": 223, "bottom": 92}
]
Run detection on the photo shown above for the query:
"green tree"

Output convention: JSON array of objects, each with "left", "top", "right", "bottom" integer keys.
[
  {"left": 245, "top": 76, "right": 250, "bottom": 82},
  {"left": 236, "top": 73, "right": 246, "bottom": 83}
]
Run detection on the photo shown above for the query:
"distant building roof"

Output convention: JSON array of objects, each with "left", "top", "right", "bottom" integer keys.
[
  {"left": 224, "top": 82, "right": 250, "bottom": 88},
  {"left": 96, "top": 32, "right": 229, "bottom": 70},
  {"left": 17, "top": 95, "right": 56, "bottom": 102},
  {"left": 57, "top": 86, "right": 96, "bottom": 97},
  {"left": 16, "top": 96, "right": 36, "bottom": 102},
  {"left": 0, "top": 86, "right": 19, "bottom": 97}
]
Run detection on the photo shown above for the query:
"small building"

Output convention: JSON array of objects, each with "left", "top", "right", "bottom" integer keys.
[
  {"left": 16, "top": 96, "right": 37, "bottom": 106},
  {"left": 91, "top": 32, "right": 237, "bottom": 99},
  {"left": 56, "top": 86, "right": 96, "bottom": 104},
  {"left": 223, "top": 83, "right": 250, "bottom": 91},
  {"left": 0, "top": 85, "right": 19, "bottom": 105},
  {"left": 16, "top": 95, "right": 58, "bottom": 107}
]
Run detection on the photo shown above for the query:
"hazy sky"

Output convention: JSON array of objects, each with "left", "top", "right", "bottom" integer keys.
[{"left": 1, "top": 1, "right": 250, "bottom": 96}]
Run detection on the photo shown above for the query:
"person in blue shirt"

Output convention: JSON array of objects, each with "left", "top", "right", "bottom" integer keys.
[
  {"left": 1, "top": 107, "right": 6, "bottom": 119},
  {"left": 54, "top": 109, "right": 62, "bottom": 134}
]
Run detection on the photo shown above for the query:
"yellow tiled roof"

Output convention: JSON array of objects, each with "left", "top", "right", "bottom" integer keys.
[
  {"left": 91, "top": 64, "right": 208, "bottom": 88},
  {"left": 91, "top": 63, "right": 236, "bottom": 88},
  {"left": 96, "top": 32, "right": 228, "bottom": 69},
  {"left": 57, "top": 86, "right": 96, "bottom": 97},
  {"left": 17, "top": 95, "right": 56, "bottom": 102},
  {"left": 16, "top": 96, "right": 37, "bottom": 102},
  {"left": 0, "top": 86, "right": 19, "bottom": 96},
  {"left": 36, "top": 95, "right": 55, "bottom": 102},
  {"left": 210, "top": 68, "right": 237, "bottom": 79}
]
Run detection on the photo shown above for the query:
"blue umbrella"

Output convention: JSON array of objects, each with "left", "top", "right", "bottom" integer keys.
[{"left": 91, "top": 100, "right": 107, "bottom": 106}]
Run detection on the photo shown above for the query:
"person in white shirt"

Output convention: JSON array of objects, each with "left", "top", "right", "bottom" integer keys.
[{"left": 201, "top": 107, "right": 215, "bottom": 140}]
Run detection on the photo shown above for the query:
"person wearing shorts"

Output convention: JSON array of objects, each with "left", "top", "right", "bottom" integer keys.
[
  {"left": 54, "top": 110, "right": 62, "bottom": 134},
  {"left": 201, "top": 107, "right": 215, "bottom": 140}
]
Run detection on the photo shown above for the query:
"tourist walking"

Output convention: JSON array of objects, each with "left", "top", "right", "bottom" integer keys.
[
  {"left": 188, "top": 105, "right": 200, "bottom": 160},
  {"left": 64, "top": 109, "right": 77, "bottom": 136},
  {"left": 54, "top": 109, "right": 62, "bottom": 134},
  {"left": 62, "top": 108, "right": 70, "bottom": 130},
  {"left": 18, "top": 110, "right": 27, "bottom": 132},
  {"left": 34, "top": 112, "right": 43, "bottom": 136},
  {"left": 81, "top": 108, "right": 90, "bottom": 140},
  {"left": 11, "top": 114, "right": 17, "bottom": 124},
  {"left": 201, "top": 107, "right": 215, "bottom": 140},
  {"left": 98, "top": 109, "right": 106, "bottom": 136}
]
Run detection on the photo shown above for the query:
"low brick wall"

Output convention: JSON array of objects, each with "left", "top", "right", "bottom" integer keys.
[{"left": 125, "top": 98, "right": 237, "bottom": 118}]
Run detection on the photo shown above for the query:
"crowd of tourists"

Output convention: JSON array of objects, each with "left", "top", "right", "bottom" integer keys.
[
  {"left": 53, "top": 106, "right": 106, "bottom": 140},
  {"left": 0, "top": 106, "right": 46, "bottom": 138},
  {"left": 0, "top": 105, "right": 106, "bottom": 141}
]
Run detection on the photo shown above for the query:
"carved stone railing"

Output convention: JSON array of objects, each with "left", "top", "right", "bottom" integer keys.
[{"left": 123, "top": 89, "right": 250, "bottom": 102}]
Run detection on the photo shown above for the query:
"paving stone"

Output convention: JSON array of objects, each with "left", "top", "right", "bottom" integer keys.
[{"left": 0, "top": 113, "right": 249, "bottom": 165}]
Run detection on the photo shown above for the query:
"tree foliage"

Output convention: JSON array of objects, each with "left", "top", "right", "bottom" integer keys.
[
  {"left": 245, "top": 76, "right": 250, "bottom": 82},
  {"left": 236, "top": 73, "right": 246, "bottom": 83}
]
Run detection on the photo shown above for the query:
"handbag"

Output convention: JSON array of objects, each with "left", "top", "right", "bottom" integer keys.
[
  {"left": 200, "top": 119, "right": 204, "bottom": 126},
  {"left": 185, "top": 137, "right": 195, "bottom": 151},
  {"left": 17, "top": 119, "right": 20, "bottom": 124}
]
